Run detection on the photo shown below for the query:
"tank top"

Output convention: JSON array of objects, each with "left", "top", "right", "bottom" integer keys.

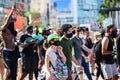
[
  {"left": 107, "top": 37, "right": 114, "bottom": 51},
  {"left": 101, "top": 37, "right": 114, "bottom": 64}
]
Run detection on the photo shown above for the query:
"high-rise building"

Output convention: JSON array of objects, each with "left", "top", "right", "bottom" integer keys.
[
  {"left": 74, "top": 0, "right": 103, "bottom": 25},
  {"left": 0, "top": 0, "right": 5, "bottom": 7},
  {"left": 52, "top": 0, "right": 104, "bottom": 27}
]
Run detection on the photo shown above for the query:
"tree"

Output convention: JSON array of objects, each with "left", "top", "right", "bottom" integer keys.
[{"left": 97, "top": 0, "right": 119, "bottom": 23}]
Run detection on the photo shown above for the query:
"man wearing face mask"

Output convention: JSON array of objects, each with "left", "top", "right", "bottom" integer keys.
[
  {"left": 72, "top": 27, "right": 92, "bottom": 80},
  {"left": 81, "top": 27, "right": 94, "bottom": 77},
  {"left": 60, "top": 24, "right": 84, "bottom": 80},
  {"left": 101, "top": 24, "right": 118, "bottom": 80}
]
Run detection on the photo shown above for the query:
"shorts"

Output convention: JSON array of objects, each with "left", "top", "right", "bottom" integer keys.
[
  {"left": 22, "top": 56, "right": 36, "bottom": 73},
  {"left": 2, "top": 50, "right": 18, "bottom": 80},
  {"left": 100, "top": 62, "right": 118, "bottom": 79}
]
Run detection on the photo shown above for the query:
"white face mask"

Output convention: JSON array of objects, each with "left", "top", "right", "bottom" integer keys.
[
  {"left": 79, "top": 34, "right": 83, "bottom": 38},
  {"left": 97, "top": 37, "right": 102, "bottom": 41},
  {"left": 105, "top": 33, "right": 109, "bottom": 36},
  {"left": 83, "top": 34, "right": 87, "bottom": 39}
]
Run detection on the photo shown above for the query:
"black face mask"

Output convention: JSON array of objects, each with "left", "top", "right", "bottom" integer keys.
[
  {"left": 110, "top": 29, "right": 117, "bottom": 38},
  {"left": 66, "top": 32, "right": 73, "bottom": 38},
  {"left": 53, "top": 40, "right": 60, "bottom": 46}
]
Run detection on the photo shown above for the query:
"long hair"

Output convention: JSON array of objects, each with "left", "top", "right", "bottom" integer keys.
[{"left": 43, "top": 40, "right": 50, "bottom": 50}]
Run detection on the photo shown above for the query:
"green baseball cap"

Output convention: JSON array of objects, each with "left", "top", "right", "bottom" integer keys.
[
  {"left": 47, "top": 34, "right": 59, "bottom": 42},
  {"left": 94, "top": 31, "right": 101, "bottom": 37}
]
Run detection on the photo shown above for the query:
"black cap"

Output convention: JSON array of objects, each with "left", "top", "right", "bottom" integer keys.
[{"left": 27, "top": 26, "right": 33, "bottom": 32}]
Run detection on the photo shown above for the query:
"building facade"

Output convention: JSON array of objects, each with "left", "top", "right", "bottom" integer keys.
[
  {"left": 54, "top": 0, "right": 104, "bottom": 27},
  {"left": 0, "top": 0, "right": 105, "bottom": 27},
  {"left": 0, "top": 0, "right": 30, "bottom": 11},
  {"left": 75, "top": 0, "right": 104, "bottom": 25}
]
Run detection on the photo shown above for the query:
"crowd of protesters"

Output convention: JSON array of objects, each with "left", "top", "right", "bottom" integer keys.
[{"left": 0, "top": 3, "right": 120, "bottom": 80}]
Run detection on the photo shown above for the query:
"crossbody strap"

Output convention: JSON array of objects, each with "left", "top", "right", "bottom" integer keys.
[
  {"left": 56, "top": 49, "right": 65, "bottom": 64},
  {"left": 50, "top": 49, "right": 65, "bottom": 70},
  {"left": 50, "top": 62, "right": 55, "bottom": 71}
]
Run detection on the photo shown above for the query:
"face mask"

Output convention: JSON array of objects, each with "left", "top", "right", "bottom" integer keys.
[
  {"left": 97, "top": 37, "right": 102, "bottom": 41},
  {"left": 110, "top": 29, "right": 117, "bottom": 38},
  {"left": 79, "top": 34, "right": 83, "bottom": 38},
  {"left": 83, "top": 34, "right": 87, "bottom": 39},
  {"left": 53, "top": 40, "right": 61, "bottom": 46},
  {"left": 50, "top": 30, "right": 53, "bottom": 34},
  {"left": 105, "top": 33, "right": 109, "bottom": 36},
  {"left": 66, "top": 32, "right": 73, "bottom": 38}
]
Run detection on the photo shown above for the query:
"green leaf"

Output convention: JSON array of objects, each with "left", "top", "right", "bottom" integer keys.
[{"left": 97, "top": 15, "right": 105, "bottom": 23}]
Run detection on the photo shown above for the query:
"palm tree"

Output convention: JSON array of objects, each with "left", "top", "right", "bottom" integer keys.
[{"left": 97, "top": 0, "right": 119, "bottom": 23}]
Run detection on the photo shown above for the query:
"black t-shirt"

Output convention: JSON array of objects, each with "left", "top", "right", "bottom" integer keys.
[
  {"left": 33, "top": 39, "right": 44, "bottom": 56},
  {"left": 20, "top": 34, "right": 34, "bottom": 57},
  {"left": 85, "top": 37, "right": 93, "bottom": 49},
  {"left": 93, "top": 39, "right": 102, "bottom": 62},
  {"left": 82, "top": 37, "right": 93, "bottom": 56}
]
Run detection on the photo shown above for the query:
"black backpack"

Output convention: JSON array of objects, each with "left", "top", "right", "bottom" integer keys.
[{"left": 93, "top": 39, "right": 103, "bottom": 62}]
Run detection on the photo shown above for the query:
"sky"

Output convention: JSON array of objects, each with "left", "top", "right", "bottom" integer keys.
[{"left": 50, "top": 0, "right": 71, "bottom": 11}]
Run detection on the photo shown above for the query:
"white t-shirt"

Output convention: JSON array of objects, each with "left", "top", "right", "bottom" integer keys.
[{"left": 46, "top": 47, "right": 57, "bottom": 72}]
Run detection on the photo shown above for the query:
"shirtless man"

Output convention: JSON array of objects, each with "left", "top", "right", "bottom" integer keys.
[
  {"left": 1, "top": 4, "right": 18, "bottom": 80},
  {"left": 0, "top": 33, "right": 4, "bottom": 80}
]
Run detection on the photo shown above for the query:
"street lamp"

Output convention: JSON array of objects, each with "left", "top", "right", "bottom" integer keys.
[{"left": 46, "top": 0, "right": 50, "bottom": 26}]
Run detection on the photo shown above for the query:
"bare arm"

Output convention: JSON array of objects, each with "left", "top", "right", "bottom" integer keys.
[
  {"left": 82, "top": 44, "right": 92, "bottom": 55},
  {"left": 21, "top": 40, "right": 36, "bottom": 48},
  {"left": 102, "top": 37, "right": 113, "bottom": 55},
  {"left": 58, "top": 46, "right": 66, "bottom": 62},
  {"left": 72, "top": 56, "right": 84, "bottom": 70},
  {"left": 1, "top": 5, "right": 16, "bottom": 31},
  {"left": 81, "top": 53, "right": 87, "bottom": 59},
  {"left": 37, "top": 45, "right": 43, "bottom": 61},
  {"left": 72, "top": 56, "right": 80, "bottom": 65},
  {"left": 45, "top": 55, "right": 52, "bottom": 76}
]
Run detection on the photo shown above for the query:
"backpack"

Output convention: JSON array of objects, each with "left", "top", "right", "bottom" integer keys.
[
  {"left": 93, "top": 39, "right": 103, "bottom": 62},
  {"left": 50, "top": 50, "right": 68, "bottom": 79}
]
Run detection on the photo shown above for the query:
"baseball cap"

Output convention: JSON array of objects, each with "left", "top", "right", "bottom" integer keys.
[
  {"left": 94, "top": 31, "right": 101, "bottom": 37},
  {"left": 47, "top": 34, "right": 59, "bottom": 42}
]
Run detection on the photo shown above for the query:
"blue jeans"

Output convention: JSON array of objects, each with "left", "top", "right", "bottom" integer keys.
[{"left": 82, "top": 58, "right": 93, "bottom": 80}]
